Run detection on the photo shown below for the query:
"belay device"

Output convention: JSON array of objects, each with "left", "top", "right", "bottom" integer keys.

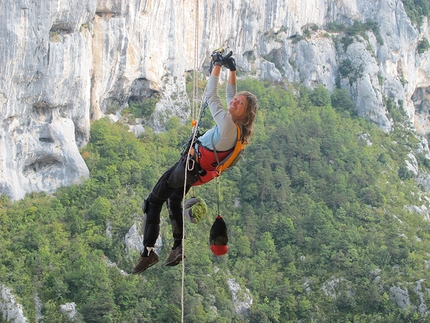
[{"left": 209, "top": 215, "right": 228, "bottom": 256}]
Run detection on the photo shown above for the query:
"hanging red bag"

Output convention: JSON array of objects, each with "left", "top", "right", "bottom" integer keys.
[{"left": 209, "top": 215, "right": 228, "bottom": 256}]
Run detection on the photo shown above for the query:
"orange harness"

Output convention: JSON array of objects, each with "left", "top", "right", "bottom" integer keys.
[{"left": 191, "top": 123, "right": 247, "bottom": 186}]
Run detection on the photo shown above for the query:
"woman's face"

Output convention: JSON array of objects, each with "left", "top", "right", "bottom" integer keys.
[{"left": 228, "top": 94, "right": 247, "bottom": 122}]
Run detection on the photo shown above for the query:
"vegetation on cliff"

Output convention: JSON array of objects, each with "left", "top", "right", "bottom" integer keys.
[{"left": 2, "top": 79, "right": 430, "bottom": 322}]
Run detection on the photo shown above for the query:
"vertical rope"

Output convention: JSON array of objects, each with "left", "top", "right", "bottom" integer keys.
[
  {"left": 216, "top": 0, "right": 221, "bottom": 45},
  {"left": 180, "top": 94, "right": 208, "bottom": 323},
  {"left": 216, "top": 177, "right": 221, "bottom": 216},
  {"left": 181, "top": 1, "right": 201, "bottom": 322},
  {"left": 193, "top": 0, "right": 200, "bottom": 120},
  {"left": 181, "top": 0, "right": 223, "bottom": 318},
  {"left": 181, "top": 168, "right": 187, "bottom": 323}
]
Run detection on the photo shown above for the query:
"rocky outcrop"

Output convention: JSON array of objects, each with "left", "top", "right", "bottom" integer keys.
[
  {"left": 227, "top": 278, "right": 252, "bottom": 316},
  {"left": 59, "top": 302, "right": 78, "bottom": 321},
  {"left": 1, "top": 0, "right": 430, "bottom": 201},
  {"left": 0, "top": 0, "right": 93, "bottom": 200},
  {"left": 0, "top": 284, "right": 27, "bottom": 323}
]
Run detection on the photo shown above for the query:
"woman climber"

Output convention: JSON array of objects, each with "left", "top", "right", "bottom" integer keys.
[{"left": 132, "top": 50, "right": 258, "bottom": 274}]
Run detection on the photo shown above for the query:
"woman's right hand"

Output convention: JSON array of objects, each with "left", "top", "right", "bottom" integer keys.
[{"left": 211, "top": 52, "right": 224, "bottom": 66}]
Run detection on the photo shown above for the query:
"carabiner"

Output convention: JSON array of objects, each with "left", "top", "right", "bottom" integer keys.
[{"left": 187, "top": 157, "right": 195, "bottom": 172}]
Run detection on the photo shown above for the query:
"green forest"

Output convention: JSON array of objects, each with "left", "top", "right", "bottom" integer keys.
[{"left": 2, "top": 77, "right": 430, "bottom": 323}]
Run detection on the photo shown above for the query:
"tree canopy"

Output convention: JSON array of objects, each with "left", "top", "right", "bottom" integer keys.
[{"left": 1, "top": 78, "right": 430, "bottom": 322}]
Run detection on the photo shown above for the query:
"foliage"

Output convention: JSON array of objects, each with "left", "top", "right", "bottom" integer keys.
[
  {"left": 127, "top": 95, "right": 159, "bottom": 120},
  {"left": 2, "top": 79, "right": 430, "bottom": 322},
  {"left": 338, "top": 58, "right": 364, "bottom": 86},
  {"left": 328, "top": 19, "right": 383, "bottom": 50},
  {"left": 402, "top": 0, "right": 430, "bottom": 26},
  {"left": 346, "top": 20, "right": 383, "bottom": 45},
  {"left": 309, "top": 84, "right": 331, "bottom": 107},
  {"left": 331, "top": 88, "right": 356, "bottom": 116},
  {"left": 417, "top": 37, "right": 430, "bottom": 54}
]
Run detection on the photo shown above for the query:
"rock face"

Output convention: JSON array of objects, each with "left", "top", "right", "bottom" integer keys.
[
  {"left": 227, "top": 278, "right": 253, "bottom": 316},
  {"left": 0, "top": 0, "right": 93, "bottom": 200},
  {"left": 0, "top": 284, "right": 27, "bottom": 323},
  {"left": 1, "top": 0, "right": 430, "bottom": 200}
]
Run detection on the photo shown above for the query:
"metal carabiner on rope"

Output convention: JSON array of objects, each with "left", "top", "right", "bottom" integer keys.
[
  {"left": 187, "top": 156, "right": 195, "bottom": 172},
  {"left": 212, "top": 46, "right": 225, "bottom": 54}
]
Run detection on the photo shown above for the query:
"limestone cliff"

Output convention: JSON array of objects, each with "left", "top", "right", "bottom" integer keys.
[{"left": 1, "top": 0, "right": 430, "bottom": 200}]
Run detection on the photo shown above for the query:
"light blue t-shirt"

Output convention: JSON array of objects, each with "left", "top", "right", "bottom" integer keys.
[{"left": 198, "top": 76, "right": 237, "bottom": 151}]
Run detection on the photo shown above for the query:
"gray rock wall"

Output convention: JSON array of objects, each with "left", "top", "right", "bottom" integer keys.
[
  {"left": 1, "top": 0, "right": 430, "bottom": 200},
  {"left": 0, "top": 0, "right": 94, "bottom": 199},
  {"left": 0, "top": 284, "right": 27, "bottom": 323}
]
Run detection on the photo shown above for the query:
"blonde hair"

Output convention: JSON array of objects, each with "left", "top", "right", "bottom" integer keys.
[{"left": 236, "top": 91, "right": 257, "bottom": 141}]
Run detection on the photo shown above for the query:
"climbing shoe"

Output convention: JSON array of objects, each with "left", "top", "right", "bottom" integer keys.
[
  {"left": 131, "top": 250, "right": 159, "bottom": 274},
  {"left": 164, "top": 246, "right": 185, "bottom": 266}
]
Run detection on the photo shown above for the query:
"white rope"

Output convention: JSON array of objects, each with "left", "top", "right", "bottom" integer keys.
[
  {"left": 192, "top": 0, "right": 200, "bottom": 121},
  {"left": 217, "top": 0, "right": 222, "bottom": 45},
  {"left": 180, "top": 0, "right": 223, "bottom": 318},
  {"left": 181, "top": 1, "right": 201, "bottom": 322},
  {"left": 180, "top": 90, "right": 208, "bottom": 323}
]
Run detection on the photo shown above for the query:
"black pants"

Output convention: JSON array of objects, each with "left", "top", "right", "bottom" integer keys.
[{"left": 143, "top": 160, "right": 192, "bottom": 248}]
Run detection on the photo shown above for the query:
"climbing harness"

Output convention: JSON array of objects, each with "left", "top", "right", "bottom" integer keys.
[{"left": 212, "top": 123, "right": 248, "bottom": 175}]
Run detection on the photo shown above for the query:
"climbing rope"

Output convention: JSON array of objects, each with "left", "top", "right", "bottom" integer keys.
[
  {"left": 180, "top": 0, "right": 226, "bottom": 319},
  {"left": 180, "top": 88, "right": 208, "bottom": 323},
  {"left": 192, "top": 0, "right": 200, "bottom": 121},
  {"left": 217, "top": 0, "right": 222, "bottom": 45},
  {"left": 216, "top": 176, "right": 221, "bottom": 216},
  {"left": 180, "top": 0, "right": 203, "bottom": 322}
]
